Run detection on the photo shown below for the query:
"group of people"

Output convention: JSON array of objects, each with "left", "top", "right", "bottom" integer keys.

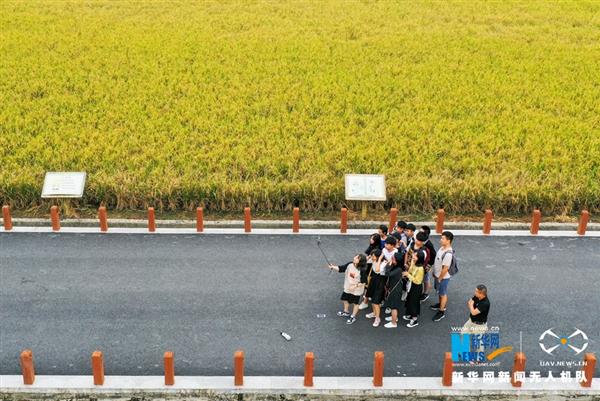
[{"left": 328, "top": 222, "right": 456, "bottom": 328}]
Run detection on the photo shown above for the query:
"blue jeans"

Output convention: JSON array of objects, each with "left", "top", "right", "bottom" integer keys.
[{"left": 434, "top": 278, "right": 450, "bottom": 296}]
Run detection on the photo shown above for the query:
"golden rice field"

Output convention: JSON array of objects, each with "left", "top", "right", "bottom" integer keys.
[{"left": 1, "top": 1, "right": 599, "bottom": 216}]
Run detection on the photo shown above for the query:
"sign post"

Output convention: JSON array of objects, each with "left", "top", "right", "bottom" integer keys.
[
  {"left": 344, "top": 174, "right": 386, "bottom": 219},
  {"left": 41, "top": 172, "right": 87, "bottom": 217}
]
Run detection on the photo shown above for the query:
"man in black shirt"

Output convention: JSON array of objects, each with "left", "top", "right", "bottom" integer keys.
[
  {"left": 468, "top": 285, "right": 490, "bottom": 324},
  {"left": 461, "top": 285, "right": 490, "bottom": 350}
]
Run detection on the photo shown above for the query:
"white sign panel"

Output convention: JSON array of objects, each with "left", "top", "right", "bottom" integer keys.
[
  {"left": 42, "top": 172, "right": 87, "bottom": 198},
  {"left": 344, "top": 174, "right": 386, "bottom": 201}
]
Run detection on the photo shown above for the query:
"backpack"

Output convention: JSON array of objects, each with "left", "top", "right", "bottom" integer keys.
[
  {"left": 421, "top": 247, "right": 431, "bottom": 272},
  {"left": 442, "top": 249, "right": 459, "bottom": 276}
]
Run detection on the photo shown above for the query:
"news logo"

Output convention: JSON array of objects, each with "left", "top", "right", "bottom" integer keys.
[
  {"left": 539, "top": 328, "right": 589, "bottom": 356},
  {"left": 451, "top": 326, "right": 512, "bottom": 363}
]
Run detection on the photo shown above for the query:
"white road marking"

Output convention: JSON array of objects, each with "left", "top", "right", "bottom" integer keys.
[{"left": 1, "top": 227, "right": 599, "bottom": 237}]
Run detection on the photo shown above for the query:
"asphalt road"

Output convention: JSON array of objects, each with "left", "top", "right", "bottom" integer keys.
[{"left": 1, "top": 233, "right": 599, "bottom": 378}]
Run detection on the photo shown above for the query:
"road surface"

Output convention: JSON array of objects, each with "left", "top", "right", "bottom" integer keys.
[{"left": 1, "top": 232, "right": 598, "bottom": 377}]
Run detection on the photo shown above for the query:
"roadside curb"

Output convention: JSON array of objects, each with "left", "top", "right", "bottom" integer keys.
[
  {"left": 2, "top": 218, "right": 599, "bottom": 232},
  {"left": 1, "top": 375, "right": 599, "bottom": 397}
]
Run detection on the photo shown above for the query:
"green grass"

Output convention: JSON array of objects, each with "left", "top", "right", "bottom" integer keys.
[{"left": 1, "top": 0, "right": 599, "bottom": 216}]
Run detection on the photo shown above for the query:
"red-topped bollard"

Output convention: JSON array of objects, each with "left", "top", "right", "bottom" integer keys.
[
  {"left": 578, "top": 210, "right": 590, "bottom": 236},
  {"left": 373, "top": 351, "right": 384, "bottom": 387},
  {"left": 293, "top": 207, "right": 300, "bottom": 233},
  {"left": 436, "top": 208, "right": 445, "bottom": 234},
  {"left": 51, "top": 205, "right": 60, "bottom": 231},
  {"left": 148, "top": 207, "right": 156, "bottom": 232},
  {"left": 234, "top": 350, "right": 244, "bottom": 386},
  {"left": 340, "top": 208, "right": 348, "bottom": 234},
  {"left": 244, "top": 208, "right": 251, "bottom": 233},
  {"left": 511, "top": 352, "right": 526, "bottom": 387},
  {"left": 2, "top": 205, "right": 13, "bottom": 231},
  {"left": 98, "top": 206, "right": 108, "bottom": 232},
  {"left": 531, "top": 209, "right": 541, "bottom": 235},
  {"left": 20, "top": 350, "right": 35, "bottom": 385},
  {"left": 304, "top": 352, "right": 314, "bottom": 387},
  {"left": 442, "top": 352, "right": 453, "bottom": 386},
  {"left": 582, "top": 353, "right": 596, "bottom": 387},
  {"left": 164, "top": 351, "right": 175, "bottom": 386},
  {"left": 388, "top": 208, "right": 398, "bottom": 234},
  {"left": 483, "top": 209, "right": 493, "bottom": 235},
  {"left": 92, "top": 351, "right": 104, "bottom": 385}
]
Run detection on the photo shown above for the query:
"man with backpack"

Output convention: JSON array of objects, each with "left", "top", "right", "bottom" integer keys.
[{"left": 431, "top": 231, "right": 457, "bottom": 322}]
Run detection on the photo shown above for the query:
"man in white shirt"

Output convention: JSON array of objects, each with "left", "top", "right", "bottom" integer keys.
[{"left": 430, "top": 231, "right": 454, "bottom": 322}]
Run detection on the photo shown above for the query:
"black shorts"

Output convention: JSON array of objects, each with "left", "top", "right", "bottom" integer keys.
[
  {"left": 366, "top": 274, "right": 386, "bottom": 305},
  {"left": 341, "top": 292, "right": 361, "bottom": 305}
]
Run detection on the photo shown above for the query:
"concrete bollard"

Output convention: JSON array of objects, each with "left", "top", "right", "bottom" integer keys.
[
  {"left": 148, "top": 207, "right": 156, "bottom": 232},
  {"left": 92, "top": 351, "right": 104, "bottom": 385},
  {"left": 436, "top": 208, "right": 445, "bottom": 234},
  {"left": 388, "top": 208, "right": 398, "bottom": 234},
  {"left": 304, "top": 352, "right": 314, "bottom": 387},
  {"left": 442, "top": 352, "right": 453, "bottom": 386},
  {"left": 164, "top": 351, "right": 175, "bottom": 386},
  {"left": 582, "top": 353, "right": 596, "bottom": 387},
  {"left": 511, "top": 352, "right": 526, "bottom": 387},
  {"left": 20, "top": 350, "right": 35, "bottom": 385},
  {"left": 196, "top": 207, "right": 204, "bottom": 233},
  {"left": 51, "top": 205, "right": 60, "bottom": 231},
  {"left": 2, "top": 205, "right": 13, "bottom": 231},
  {"left": 234, "top": 350, "right": 244, "bottom": 386},
  {"left": 340, "top": 208, "right": 348, "bottom": 234},
  {"left": 483, "top": 209, "right": 493, "bottom": 235},
  {"left": 373, "top": 351, "right": 384, "bottom": 387},
  {"left": 530, "top": 209, "right": 541, "bottom": 235},
  {"left": 293, "top": 207, "right": 300, "bottom": 233},
  {"left": 578, "top": 210, "right": 590, "bottom": 236},
  {"left": 244, "top": 208, "right": 251, "bottom": 233},
  {"left": 98, "top": 206, "right": 108, "bottom": 232}
]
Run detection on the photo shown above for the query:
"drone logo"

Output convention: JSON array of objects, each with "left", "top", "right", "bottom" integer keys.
[{"left": 539, "top": 328, "right": 589, "bottom": 356}]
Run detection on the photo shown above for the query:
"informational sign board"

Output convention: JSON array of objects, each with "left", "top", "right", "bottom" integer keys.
[
  {"left": 41, "top": 172, "right": 87, "bottom": 198},
  {"left": 344, "top": 174, "right": 386, "bottom": 201}
]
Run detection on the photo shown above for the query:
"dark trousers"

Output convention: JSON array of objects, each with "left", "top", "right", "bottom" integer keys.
[{"left": 405, "top": 282, "right": 423, "bottom": 317}]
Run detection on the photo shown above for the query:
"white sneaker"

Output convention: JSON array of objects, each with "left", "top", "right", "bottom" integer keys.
[
  {"left": 402, "top": 315, "right": 412, "bottom": 321},
  {"left": 373, "top": 318, "right": 381, "bottom": 327},
  {"left": 365, "top": 312, "right": 376, "bottom": 319},
  {"left": 385, "top": 307, "right": 392, "bottom": 314},
  {"left": 385, "top": 316, "right": 393, "bottom": 321},
  {"left": 384, "top": 321, "right": 397, "bottom": 328},
  {"left": 358, "top": 302, "right": 369, "bottom": 310}
]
